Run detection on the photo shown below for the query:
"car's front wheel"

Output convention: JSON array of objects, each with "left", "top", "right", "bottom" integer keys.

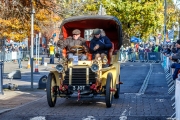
[
  {"left": 105, "top": 72, "right": 113, "bottom": 108},
  {"left": 47, "top": 73, "right": 57, "bottom": 107}
]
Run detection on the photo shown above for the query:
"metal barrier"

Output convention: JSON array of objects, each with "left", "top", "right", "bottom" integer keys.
[
  {"left": 119, "top": 52, "right": 162, "bottom": 62},
  {"left": 176, "top": 79, "right": 180, "bottom": 119},
  {"left": 0, "top": 51, "right": 48, "bottom": 62},
  {"left": 162, "top": 54, "right": 180, "bottom": 119},
  {"left": 147, "top": 52, "right": 161, "bottom": 62}
]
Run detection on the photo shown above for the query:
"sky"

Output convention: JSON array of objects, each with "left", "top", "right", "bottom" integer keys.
[{"left": 173, "top": 0, "right": 180, "bottom": 9}]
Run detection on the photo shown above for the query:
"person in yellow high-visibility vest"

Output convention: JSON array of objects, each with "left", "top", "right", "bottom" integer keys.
[{"left": 49, "top": 43, "right": 55, "bottom": 64}]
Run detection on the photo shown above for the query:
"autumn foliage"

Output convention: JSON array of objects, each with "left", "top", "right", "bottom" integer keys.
[
  {"left": 85, "top": 0, "right": 179, "bottom": 42},
  {"left": 0, "top": 0, "right": 179, "bottom": 43},
  {"left": 0, "top": 0, "right": 61, "bottom": 42}
]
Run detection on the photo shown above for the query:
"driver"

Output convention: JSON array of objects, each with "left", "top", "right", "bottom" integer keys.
[{"left": 57, "top": 29, "right": 88, "bottom": 60}]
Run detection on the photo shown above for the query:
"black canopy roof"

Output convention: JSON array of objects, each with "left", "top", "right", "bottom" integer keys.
[{"left": 59, "top": 15, "right": 123, "bottom": 50}]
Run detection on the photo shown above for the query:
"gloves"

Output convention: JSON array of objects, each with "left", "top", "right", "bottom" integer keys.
[
  {"left": 83, "top": 45, "right": 89, "bottom": 53},
  {"left": 99, "top": 44, "right": 105, "bottom": 50}
]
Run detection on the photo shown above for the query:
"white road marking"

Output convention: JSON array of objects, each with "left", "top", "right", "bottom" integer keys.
[
  {"left": 138, "top": 64, "right": 153, "bottom": 93},
  {"left": 82, "top": 116, "right": 96, "bottom": 120},
  {"left": 155, "top": 99, "right": 165, "bottom": 102},
  {"left": 30, "top": 116, "right": 46, "bottom": 120},
  {"left": 119, "top": 109, "right": 127, "bottom": 120},
  {"left": 119, "top": 116, "right": 127, "bottom": 120}
]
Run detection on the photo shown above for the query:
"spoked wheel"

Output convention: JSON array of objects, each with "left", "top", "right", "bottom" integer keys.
[
  {"left": 105, "top": 72, "right": 113, "bottom": 108},
  {"left": 46, "top": 73, "right": 57, "bottom": 107},
  {"left": 114, "top": 75, "right": 120, "bottom": 99}
]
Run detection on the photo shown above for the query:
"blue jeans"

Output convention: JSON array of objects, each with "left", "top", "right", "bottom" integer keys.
[
  {"left": 50, "top": 55, "right": 54, "bottom": 64},
  {"left": 121, "top": 52, "right": 126, "bottom": 61},
  {"left": 171, "top": 63, "right": 180, "bottom": 80},
  {"left": 128, "top": 53, "right": 132, "bottom": 61},
  {"left": 139, "top": 52, "right": 144, "bottom": 61},
  {"left": 68, "top": 53, "right": 87, "bottom": 60},
  {"left": 18, "top": 58, "right": 22, "bottom": 68},
  {"left": 131, "top": 53, "right": 136, "bottom": 61}
]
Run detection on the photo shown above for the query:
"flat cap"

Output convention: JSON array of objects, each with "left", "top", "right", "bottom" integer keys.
[
  {"left": 72, "top": 29, "right": 81, "bottom": 34},
  {"left": 93, "top": 28, "right": 101, "bottom": 35}
]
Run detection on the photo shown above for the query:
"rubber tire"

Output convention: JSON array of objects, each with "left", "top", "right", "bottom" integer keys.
[
  {"left": 47, "top": 73, "right": 57, "bottom": 107},
  {"left": 114, "top": 75, "right": 120, "bottom": 99},
  {"left": 105, "top": 73, "right": 113, "bottom": 108}
]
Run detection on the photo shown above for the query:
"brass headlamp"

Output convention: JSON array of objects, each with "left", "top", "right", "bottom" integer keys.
[
  {"left": 56, "top": 64, "right": 64, "bottom": 73},
  {"left": 90, "top": 63, "right": 99, "bottom": 72}
]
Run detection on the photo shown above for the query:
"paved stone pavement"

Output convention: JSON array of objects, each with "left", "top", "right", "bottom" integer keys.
[
  {"left": 0, "top": 62, "right": 174, "bottom": 120},
  {"left": 0, "top": 94, "right": 173, "bottom": 120},
  {"left": 0, "top": 58, "right": 56, "bottom": 114}
]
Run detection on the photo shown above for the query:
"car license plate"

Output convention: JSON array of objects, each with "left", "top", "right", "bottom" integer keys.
[{"left": 73, "top": 86, "right": 85, "bottom": 91}]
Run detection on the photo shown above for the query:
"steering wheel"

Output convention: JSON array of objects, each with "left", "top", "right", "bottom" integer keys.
[{"left": 69, "top": 45, "right": 85, "bottom": 54}]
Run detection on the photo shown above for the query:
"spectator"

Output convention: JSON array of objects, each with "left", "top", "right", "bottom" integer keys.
[
  {"left": 151, "top": 44, "right": 155, "bottom": 52},
  {"left": 127, "top": 46, "right": 132, "bottom": 62},
  {"left": 17, "top": 47, "right": 22, "bottom": 69},
  {"left": 135, "top": 43, "right": 139, "bottom": 52},
  {"left": 162, "top": 45, "right": 171, "bottom": 55},
  {"left": 144, "top": 47, "right": 150, "bottom": 62},
  {"left": 154, "top": 44, "right": 159, "bottom": 52},
  {"left": 139, "top": 46, "right": 144, "bottom": 62},
  {"left": 131, "top": 46, "right": 136, "bottom": 62},
  {"left": 120, "top": 45, "right": 126, "bottom": 62},
  {"left": 49, "top": 43, "right": 55, "bottom": 64},
  {"left": 169, "top": 40, "right": 180, "bottom": 80}
]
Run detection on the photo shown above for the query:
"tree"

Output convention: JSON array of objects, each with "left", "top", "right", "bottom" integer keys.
[
  {"left": 1, "top": 0, "right": 178, "bottom": 44},
  {"left": 84, "top": 0, "right": 178, "bottom": 43},
  {"left": 0, "top": 0, "right": 61, "bottom": 42},
  {"left": 0, "top": 0, "right": 95, "bottom": 42}
]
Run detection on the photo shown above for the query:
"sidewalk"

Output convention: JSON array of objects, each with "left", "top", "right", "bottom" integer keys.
[{"left": 0, "top": 58, "right": 57, "bottom": 114}]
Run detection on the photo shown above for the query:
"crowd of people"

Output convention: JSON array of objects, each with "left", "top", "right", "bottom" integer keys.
[
  {"left": 119, "top": 40, "right": 180, "bottom": 81},
  {"left": 119, "top": 42, "right": 162, "bottom": 62},
  {"left": 4, "top": 44, "right": 27, "bottom": 53},
  {"left": 163, "top": 40, "right": 180, "bottom": 80},
  {"left": 3, "top": 29, "right": 180, "bottom": 77}
]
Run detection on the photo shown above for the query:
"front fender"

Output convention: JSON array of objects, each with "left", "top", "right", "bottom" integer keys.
[
  {"left": 49, "top": 71, "right": 61, "bottom": 87},
  {"left": 101, "top": 62, "right": 120, "bottom": 90},
  {"left": 101, "top": 68, "right": 117, "bottom": 88}
]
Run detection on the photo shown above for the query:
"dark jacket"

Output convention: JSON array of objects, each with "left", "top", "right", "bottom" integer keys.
[
  {"left": 90, "top": 36, "right": 112, "bottom": 55},
  {"left": 172, "top": 48, "right": 180, "bottom": 60}
]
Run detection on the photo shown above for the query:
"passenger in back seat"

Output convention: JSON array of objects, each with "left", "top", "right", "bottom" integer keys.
[{"left": 90, "top": 28, "right": 112, "bottom": 61}]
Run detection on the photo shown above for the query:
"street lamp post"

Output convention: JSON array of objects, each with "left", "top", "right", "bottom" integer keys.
[
  {"left": 164, "top": 0, "right": 167, "bottom": 44},
  {"left": 30, "top": 0, "right": 35, "bottom": 89},
  {"left": 174, "top": 22, "right": 179, "bottom": 40},
  {"left": 179, "top": 25, "right": 180, "bottom": 40},
  {"left": 174, "top": 0, "right": 180, "bottom": 40},
  {"left": 0, "top": 39, "right": 4, "bottom": 95},
  {"left": 100, "top": 3, "right": 102, "bottom": 15}
]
